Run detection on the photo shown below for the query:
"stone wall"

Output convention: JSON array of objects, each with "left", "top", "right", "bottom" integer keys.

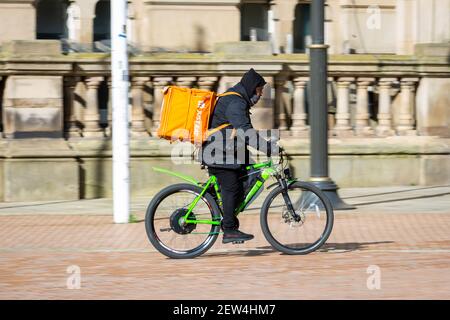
[
  {"left": 0, "top": 137, "right": 448, "bottom": 202},
  {"left": 0, "top": 40, "right": 449, "bottom": 201},
  {"left": 1, "top": 0, "right": 449, "bottom": 56},
  {"left": 141, "top": 0, "right": 241, "bottom": 52}
]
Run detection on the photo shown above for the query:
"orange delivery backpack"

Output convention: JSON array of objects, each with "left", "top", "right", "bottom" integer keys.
[{"left": 156, "top": 86, "right": 241, "bottom": 146}]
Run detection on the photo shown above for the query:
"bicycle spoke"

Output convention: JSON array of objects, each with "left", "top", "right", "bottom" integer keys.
[
  {"left": 150, "top": 189, "right": 218, "bottom": 254},
  {"left": 262, "top": 183, "right": 332, "bottom": 253}
]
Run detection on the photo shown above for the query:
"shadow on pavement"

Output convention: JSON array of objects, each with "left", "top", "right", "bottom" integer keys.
[
  {"left": 0, "top": 199, "right": 86, "bottom": 210},
  {"left": 201, "top": 241, "right": 395, "bottom": 258},
  {"left": 202, "top": 248, "right": 276, "bottom": 258},
  {"left": 342, "top": 185, "right": 450, "bottom": 200},
  {"left": 350, "top": 192, "right": 450, "bottom": 206},
  {"left": 317, "top": 241, "right": 394, "bottom": 253}
]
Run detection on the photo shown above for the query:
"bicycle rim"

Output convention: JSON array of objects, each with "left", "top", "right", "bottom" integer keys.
[
  {"left": 146, "top": 184, "right": 220, "bottom": 258},
  {"left": 261, "top": 182, "right": 333, "bottom": 254}
]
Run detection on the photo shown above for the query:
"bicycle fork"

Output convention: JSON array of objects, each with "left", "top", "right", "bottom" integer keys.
[{"left": 279, "top": 178, "right": 302, "bottom": 222}]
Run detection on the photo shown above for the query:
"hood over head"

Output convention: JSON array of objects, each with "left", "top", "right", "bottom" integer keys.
[
  {"left": 227, "top": 68, "right": 266, "bottom": 107},
  {"left": 239, "top": 68, "right": 266, "bottom": 98}
]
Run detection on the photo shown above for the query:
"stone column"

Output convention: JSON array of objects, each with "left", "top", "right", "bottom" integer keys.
[
  {"left": 333, "top": 77, "right": 354, "bottom": 136},
  {"left": 0, "top": 76, "right": 2, "bottom": 138},
  {"left": 272, "top": 0, "right": 297, "bottom": 53},
  {"left": 376, "top": 78, "right": 396, "bottom": 136},
  {"left": 176, "top": 77, "right": 196, "bottom": 88},
  {"left": 127, "top": 1, "right": 135, "bottom": 44},
  {"left": 327, "top": 77, "right": 336, "bottom": 131},
  {"left": 143, "top": 78, "right": 153, "bottom": 134},
  {"left": 291, "top": 77, "right": 309, "bottom": 136},
  {"left": 396, "top": 77, "right": 419, "bottom": 135},
  {"left": 106, "top": 77, "right": 113, "bottom": 135},
  {"left": 268, "top": 3, "right": 279, "bottom": 54},
  {"left": 324, "top": 1, "right": 339, "bottom": 54},
  {"left": 130, "top": 77, "right": 150, "bottom": 137},
  {"left": 396, "top": 0, "right": 417, "bottom": 55},
  {"left": 73, "top": 79, "right": 86, "bottom": 133},
  {"left": 78, "top": 0, "right": 97, "bottom": 45},
  {"left": 64, "top": 77, "right": 81, "bottom": 138},
  {"left": 83, "top": 76, "right": 104, "bottom": 137},
  {"left": 274, "top": 76, "right": 288, "bottom": 131},
  {"left": 151, "top": 77, "right": 172, "bottom": 136},
  {"left": 66, "top": 1, "right": 81, "bottom": 42},
  {"left": 354, "top": 77, "right": 375, "bottom": 136},
  {"left": 198, "top": 77, "right": 218, "bottom": 91}
]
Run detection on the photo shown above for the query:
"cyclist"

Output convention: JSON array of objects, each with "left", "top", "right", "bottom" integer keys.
[{"left": 199, "top": 68, "right": 278, "bottom": 244}]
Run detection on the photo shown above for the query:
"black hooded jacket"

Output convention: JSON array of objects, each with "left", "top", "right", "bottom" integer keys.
[{"left": 199, "top": 69, "right": 276, "bottom": 170}]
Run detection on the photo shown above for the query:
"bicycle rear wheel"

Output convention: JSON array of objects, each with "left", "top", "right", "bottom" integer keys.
[
  {"left": 260, "top": 181, "right": 334, "bottom": 255},
  {"left": 145, "top": 183, "right": 221, "bottom": 259}
]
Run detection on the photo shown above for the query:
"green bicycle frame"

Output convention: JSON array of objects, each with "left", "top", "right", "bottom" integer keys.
[{"left": 153, "top": 159, "right": 278, "bottom": 227}]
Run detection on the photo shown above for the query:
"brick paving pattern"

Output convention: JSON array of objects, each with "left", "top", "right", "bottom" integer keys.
[{"left": 0, "top": 186, "right": 449, "bottom": 299}]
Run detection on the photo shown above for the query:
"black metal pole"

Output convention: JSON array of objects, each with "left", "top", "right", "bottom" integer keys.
[{"left": 308, "top": 0, "right": 354, "bottom": 210}]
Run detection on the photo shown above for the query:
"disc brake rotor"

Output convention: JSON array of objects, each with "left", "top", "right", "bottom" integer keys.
[
  {"left": 169, "top": 208, "right": 197, "bottom": 235},
  {"left": 282, "top": 209, "right": 305, "bottom": 227}
]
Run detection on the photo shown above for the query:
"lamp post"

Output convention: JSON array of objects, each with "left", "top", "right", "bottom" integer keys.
[
  {"left": 111, "top": 0, "right": 130, "bottom": 223},
  {"left": 308, "top": 0, "right": 354, "bottom": 210}
]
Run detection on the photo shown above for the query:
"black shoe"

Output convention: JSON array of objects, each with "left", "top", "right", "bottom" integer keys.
[
  {"left": 222, "top": 229, "right": 254, "bottom": 244},
  {"left": 220, "top": 220, "right": 240, "bottom": 232}
]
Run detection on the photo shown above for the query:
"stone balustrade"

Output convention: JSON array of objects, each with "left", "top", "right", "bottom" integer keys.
[
  {"left": 0, "top": 54, "right": 448, "bottom": 139},
  {"left": 51, "top": 75, "right": 424, "bottom": 139}
]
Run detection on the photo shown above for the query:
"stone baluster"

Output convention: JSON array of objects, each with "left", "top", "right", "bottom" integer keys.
[
  {"left": 333, "top": 77, "right": 354, "bottom": 136},
  {"left": 151, "top": 77, "right": 172, "bottom": 136},
  {"left": 354, "top": 77, "right": 375, "bottom": 136},
  {"left": 107, "top": 77, "right": 112, "bottom": 134},
  {"left": 274, "top": 76, "right": 288, "bottom": 130},
  {"left": 396, "top": 77, "right": 419, "bottom": 135},
  {"left": 198, "top": 77, "right": 218, "bottom": 91},
  {"left": 0, "top": 76, "right": 3, "bottom": 138},
  {"left": 106, "top": 77, "right": 112, "bottom": 129},
  {"left": 291, "top": 77, "right": 309, "bottom": 137},
  {"left": 83, "top": 76, "right": 104, "bottom": 137},
  {"left": 130, "top": 77, "right": 150, "bottom": 137},
  {"left": 375, "top": 78, "right": 396, "bottom": 136},
  {"left": 327, "top": 77, "right": 336, "bottom": 131},
  {"left": 176, "top": 77, "right": 196, "bottom": 88},
  {"left": 63, "top": 77, "right": 81, "bottom": 138},
  {"left": 143, "top": 78, "right": 153, "bottom": 134}
]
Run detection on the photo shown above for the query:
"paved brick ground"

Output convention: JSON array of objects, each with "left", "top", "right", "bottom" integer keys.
[{"left": 0, "top": 186, "right": 449, "bottom": 299}]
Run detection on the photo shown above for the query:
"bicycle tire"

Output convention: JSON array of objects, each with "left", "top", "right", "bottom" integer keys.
[
  {"left": 145, "top": 183, "right": 222, "bottom": 259},
  {"left": 260, "top": 181, "right": 334, "bottom": 255}
]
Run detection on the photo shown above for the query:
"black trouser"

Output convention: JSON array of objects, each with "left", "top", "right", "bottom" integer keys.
[{"left": 208, "top": 167, "right": 245, "bottom": 230}]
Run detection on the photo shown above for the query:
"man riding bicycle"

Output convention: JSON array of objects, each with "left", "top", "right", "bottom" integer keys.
[{"left": 199, "top": 68, "right": 279, "bottom": 244}]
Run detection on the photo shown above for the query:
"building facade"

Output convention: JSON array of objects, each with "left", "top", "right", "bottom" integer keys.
[{"left": 1, "top": 0, "right": 449, "bottom": 54}]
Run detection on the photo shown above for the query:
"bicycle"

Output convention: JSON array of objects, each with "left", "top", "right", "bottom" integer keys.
[{"left": 145, "top": 148, "right": 334, "bottom": 259}]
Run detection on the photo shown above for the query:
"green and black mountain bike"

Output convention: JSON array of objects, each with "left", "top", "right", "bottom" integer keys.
[{"left": 145, "top": 148, "right": 334, "bottom": 259}]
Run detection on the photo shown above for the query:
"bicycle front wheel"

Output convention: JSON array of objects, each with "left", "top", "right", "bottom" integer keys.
[
  {"left": 260, "top": 181, "right": 334, "bottom": 255},
  {"left": 145, "top": 183, "right": 222, "bottom": 259}
]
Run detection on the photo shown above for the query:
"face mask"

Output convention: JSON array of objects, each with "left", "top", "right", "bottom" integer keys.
[{"left": 250, "top": 94, "right": 261, "bottom": 106}]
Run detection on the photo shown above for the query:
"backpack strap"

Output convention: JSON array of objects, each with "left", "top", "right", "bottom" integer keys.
[
  {"left": 217, "top": 91, "right": 243, "bottom": 99},
  {"left": 204, "top": 91, "right": 242, "bottom": 139},
  {"left": 205, "top": 123, "right": 230, "bottom": 138}
]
